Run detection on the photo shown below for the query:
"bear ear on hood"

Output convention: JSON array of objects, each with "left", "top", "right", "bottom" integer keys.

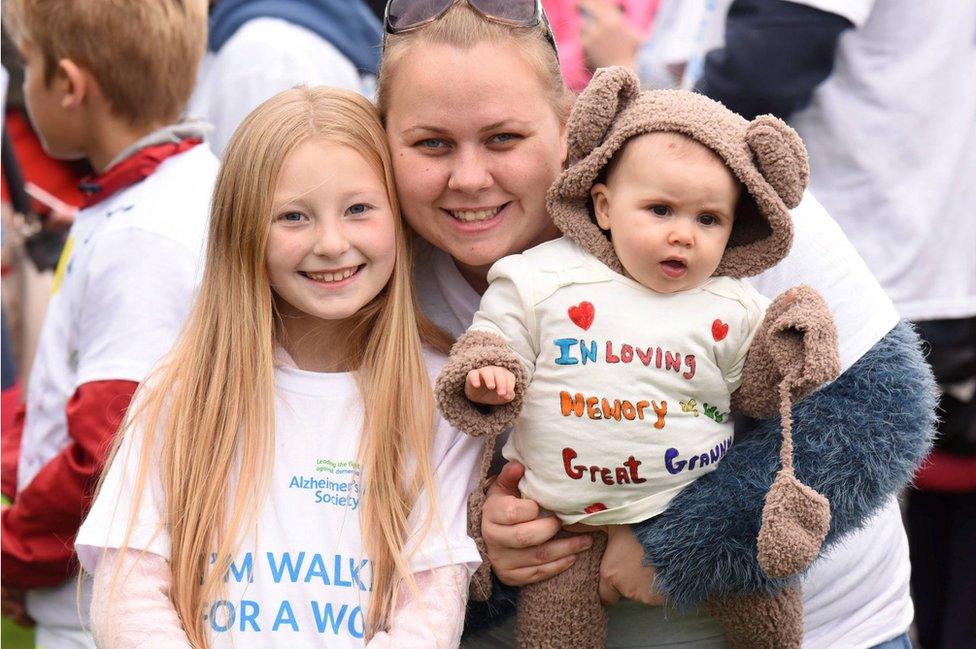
[
  {"left": 567, "top": 66, "right": 641, "bottom": 161},
  {"left": 746, "top": 115, "right": 809, "bottom": 209}
]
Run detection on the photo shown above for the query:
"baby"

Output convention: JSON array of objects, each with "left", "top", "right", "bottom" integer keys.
[{"left": 437, "top": 67, "right": 840, "bottom": 649}]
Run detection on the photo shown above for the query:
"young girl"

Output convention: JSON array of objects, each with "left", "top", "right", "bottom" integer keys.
[{"left": 74, "top": 87, "right": 482, "bottom": 648}]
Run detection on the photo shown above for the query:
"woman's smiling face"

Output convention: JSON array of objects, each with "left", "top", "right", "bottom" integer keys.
[{"left": 384, "top": 42, "right": 567, "bottom": 286}]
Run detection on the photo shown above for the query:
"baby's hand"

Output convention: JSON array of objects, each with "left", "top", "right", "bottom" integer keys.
[{"left": 465, "top": 366, "right": 517, "bottom": 405}]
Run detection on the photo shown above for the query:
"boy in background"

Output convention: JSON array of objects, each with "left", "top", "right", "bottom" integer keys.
[{"left": 0, "top": 1, "right": 216, "bottom": 646}]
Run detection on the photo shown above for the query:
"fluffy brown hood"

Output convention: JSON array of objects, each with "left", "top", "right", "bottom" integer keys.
[{"left": 547, "top": 66, "right": 808, "bottom": 278}]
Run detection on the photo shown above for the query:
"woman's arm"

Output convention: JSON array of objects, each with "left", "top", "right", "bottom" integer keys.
[
  {"left": 367, "top": 565, "right": 470, "bottom": 648},
  {"left": 631, "top": 322, "right": 936, "bottom": 609},
  {"left": 90, "top": 549, "right": 192, "bottom": 649},
  {"left": 463, "top": 462, "right": 594, "bottom": 636}
]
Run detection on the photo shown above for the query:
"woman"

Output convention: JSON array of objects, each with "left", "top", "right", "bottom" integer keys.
[{"left": 378, "top": 3, "right": 933, "bottom": 647}]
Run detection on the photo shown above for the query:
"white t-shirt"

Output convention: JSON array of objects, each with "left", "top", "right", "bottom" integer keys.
[
  {"left": 417, "top": 192, "right": 911, "bottom": 648},
  {"left": 76, "top": 351, "right": 483, "bottom": 649},
  {"left": 468, "top": 239, "right": 767, "bottom": 524},
  {"left": 189, "top": 17, "right": 375, "bottom": 158},
  {"left": 18, "top": 144, "right": 217, "bottom": 632}
]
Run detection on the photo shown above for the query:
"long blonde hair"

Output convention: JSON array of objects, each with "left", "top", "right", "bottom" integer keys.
[
  {"left": 377, "top": 3, "right": 573, "bottom": 124},
  {"left": 101, "top": 87, "right": 452, "bottom": 645}
]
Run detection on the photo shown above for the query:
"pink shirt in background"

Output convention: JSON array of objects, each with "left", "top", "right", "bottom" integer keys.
[{"left": 543, "top": 0, "right": 659, "bottom": 92}]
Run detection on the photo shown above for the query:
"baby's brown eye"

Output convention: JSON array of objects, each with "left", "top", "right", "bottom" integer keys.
[
  {"left": 651, "top": 205, "right": 670, "bottom": 216},
  {"left": 698, "top": 214, "right": 717, "bottom": 226}
]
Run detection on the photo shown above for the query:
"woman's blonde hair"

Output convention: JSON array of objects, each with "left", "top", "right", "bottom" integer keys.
[
  {"left": 100, "top": 86, "right": 452, "bottom": 645},
  {"left": 377, "top": 3, "right": 573, "bottom": 123}
]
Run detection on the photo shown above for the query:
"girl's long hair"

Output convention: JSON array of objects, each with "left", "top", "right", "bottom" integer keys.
[{"left": 99, "top": 86, "right": 452, "bottom": 646}]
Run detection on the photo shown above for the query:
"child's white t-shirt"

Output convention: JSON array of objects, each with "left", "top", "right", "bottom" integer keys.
[
  {"left": 468, "top": 237, "right": 768, "bottom": 524},
  {"left": 76, "top": 351, "right": 483, "bottom": 649}
]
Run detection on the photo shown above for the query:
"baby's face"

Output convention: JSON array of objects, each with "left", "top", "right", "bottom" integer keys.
[{"left": 591, "top": 133, "right": 740, "bottom": 293}]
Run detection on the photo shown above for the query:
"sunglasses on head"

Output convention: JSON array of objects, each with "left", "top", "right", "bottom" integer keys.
[{"left": 383, "top": 0, "right": 558, "bottom": 54}]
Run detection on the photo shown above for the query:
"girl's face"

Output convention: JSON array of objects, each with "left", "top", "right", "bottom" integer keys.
[
  {"left": 266, "top": 140, "right": 397, "bottom": 328},
  {"left": 385, "top": 42, "right": 567, "bottom": 285}
]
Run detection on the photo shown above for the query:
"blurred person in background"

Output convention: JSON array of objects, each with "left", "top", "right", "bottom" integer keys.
[
  {"left": 190, "top": 0, "right": 382, "bottom": 157},
  {"left": 1, "top": 24, "right": 89, "bottom": 383},
  {"left": 1, "top": 22, "right": 88, "bottom": 513},
  {"left": 1, "top": 1, "right": 216, "bottom": 646}
]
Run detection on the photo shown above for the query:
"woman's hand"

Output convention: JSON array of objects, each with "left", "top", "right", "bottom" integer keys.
[
  {"left": 482, "top": 462, "right": 594, "bottom": 586},
  {"left": 598, "top": 525, "right": 666, "bottom": 606}
]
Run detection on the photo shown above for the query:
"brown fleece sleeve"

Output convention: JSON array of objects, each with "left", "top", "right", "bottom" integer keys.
[
  {"left": 731, "top": 285, "right": 841, "bottom": 419},
  {"left": 705, "top": 583, "right": 804, "bottom": 649},
  {"left": 435, "top": 330, "right": 528, "bottom": 439},
  {"left": 436, "top": 330, "right": 529, "bottom": 601}
]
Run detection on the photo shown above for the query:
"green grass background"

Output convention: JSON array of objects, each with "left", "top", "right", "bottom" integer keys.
[{"left": 2, "top": 617, "right": 34, "bottom": 649}]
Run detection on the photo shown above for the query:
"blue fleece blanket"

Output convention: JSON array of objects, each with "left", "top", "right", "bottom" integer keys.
[{"left": 632, "top": 321, "right": 936, "bottom": 609}]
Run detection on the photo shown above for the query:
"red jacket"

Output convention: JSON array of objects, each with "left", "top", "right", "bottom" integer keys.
[{"left": 1, "top": 380, "right": 137, "bottom": 588}]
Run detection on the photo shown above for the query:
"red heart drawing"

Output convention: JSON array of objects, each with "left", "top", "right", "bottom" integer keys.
[
  {"left": 712, "top": 319, "right": 729, "bottom": 341},
  {"left": 568, "top": 301, "right": 595, "bottom": 330},
  {"left": 584, "top": 503, "right": 607, "bottom": 514}
]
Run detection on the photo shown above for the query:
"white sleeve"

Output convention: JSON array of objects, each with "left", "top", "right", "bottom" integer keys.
[
  {"left": 365, "top": 565, "right": 469, "bottom": 649},
  {"left": 90, "top": 549, "right": 192, "bottom": 649},
  {"left": 405, "top": 412, "right": 483, "bottom": 576},
  {"left": 468, "top": 255, "right": 539, "bottom": 381},
  {"left": 779, "top": 0, "right": 876, "bottom": 27},
  {"left": 75, "top": 227, "right": 198, "bottom": 387},
  {"left": 76, "top": 409, "right": 171, "bottom": 571}
]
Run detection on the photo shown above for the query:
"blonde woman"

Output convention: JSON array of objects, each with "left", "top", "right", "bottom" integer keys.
[
  {"left": 74, "top": 87, "right": 482, "bottom": 648},
  {"left": 378, "top": 2, "right": 935, "bottom": 648}
]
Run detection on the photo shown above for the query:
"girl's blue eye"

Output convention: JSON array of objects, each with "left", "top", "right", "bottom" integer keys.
[
  {"left": 347, "top": 203, "right": 370, "bottom": 216},
  {"left": 419, "top": 138, "right": 444, "bottom": 149},
  {"left": 281, "top": 211, "right": 304, "bottom": 222},
  {"left": 491, "top": 133, "right": 518, "bottom": 144},
  {"left": 650, "top": 205, "right": 670, "bottom": 216}
]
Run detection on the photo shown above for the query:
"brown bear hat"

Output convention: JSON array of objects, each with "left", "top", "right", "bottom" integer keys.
[{"left": 547, "top": 65, "right": 809, "bottom": 279}]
